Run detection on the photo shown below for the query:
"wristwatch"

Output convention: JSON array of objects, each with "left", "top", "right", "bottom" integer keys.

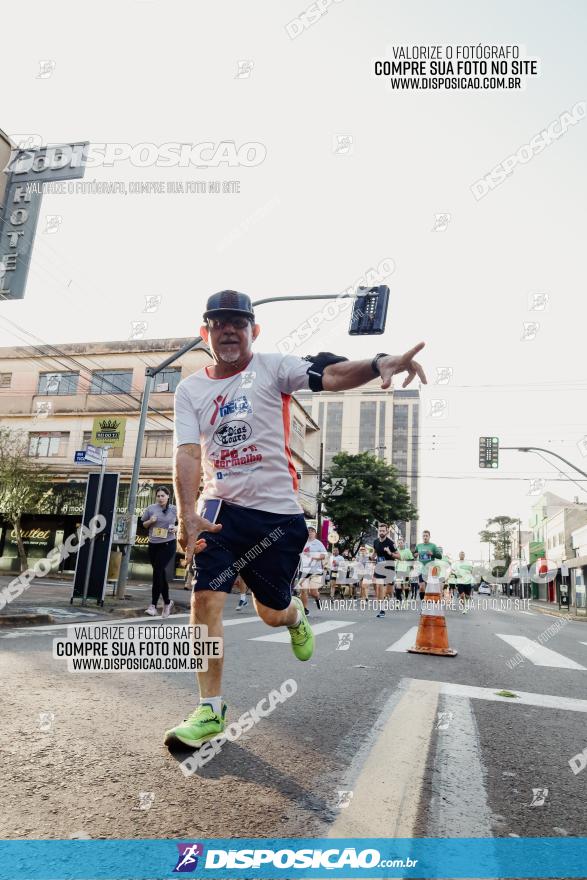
[{"left": 371, "top": 353, "right": 388, "bottom": 376}]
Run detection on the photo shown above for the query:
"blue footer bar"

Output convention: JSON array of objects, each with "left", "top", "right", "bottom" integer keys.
[{"left": 0, "top": 837, "right": 585, "bottom": 879}]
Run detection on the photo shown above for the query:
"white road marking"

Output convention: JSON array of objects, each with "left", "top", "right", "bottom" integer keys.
[
  {"left": 250, "top": 619, "right": 355, "bottom": 642},
  {"left": 430, "top": 695, "right": 498, "bottom": 859},
  {"left": 329, "top": 678, "right": 440, "bottom": 837},
  {"left": 385, "top": 626, "right": 419, "bottom": 652},
  {"left": 411, "top": 679, "right": 587, "bottom": 713},
  {"left": 496, "top": 634, "right": 585, "bottom": 670}
]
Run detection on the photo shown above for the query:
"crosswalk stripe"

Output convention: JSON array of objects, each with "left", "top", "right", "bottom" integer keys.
[
  {"left": 329, "top": 678, "right": 440, "bottom": 837},
  {"left": 415, "top": 678, "right": 587, "bottom": 713},
  {"left": 250, "top": 620, "right": 355, "bottom": 643},
  {"left": 385, "top": 626, "right": 419, "bottom": 652},
  {"left": 497, "top": 634, "right": 586, "bottom": 670}
]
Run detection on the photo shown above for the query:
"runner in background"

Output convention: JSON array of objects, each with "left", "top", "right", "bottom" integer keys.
[
  {"left": 446, "top": 562, "right": 458, "bottom": 608},
  {"left": 414, "top": 530, "right": 443, "bottom": 600},
  {"left": 299, "top": 526, "right": 327, "bottom": 614},
  {"left": 454, "top": 551, "right": 475, "bottom": 614},
  {"left": 329, "top": 545, "right": 342, "bottom": 599},
  {"left": 235, "top": 574, "right": 249, "bottom": 610},
  {"left": 396, "top": 536, "right": 414, "bottom": 605},
  {"left": 409, "top": 552, "right": 421, "bottom": 600},
  {"left": 354, "top": 545, "right": 372, "bottom": 602},
  {"left": 142, "top": 486, "right": 179, "bottom": 618},
  {"left": 373, "top": 523, "right": 399, "bottom": 619}
]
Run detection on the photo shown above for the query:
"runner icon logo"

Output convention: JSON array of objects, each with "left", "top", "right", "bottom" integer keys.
[
  {"left": 173, "top": 843, "right": 204, "bottom": 873},
  {"left": 336, "top": 633, "right": 354, "bottom": 651},
  {"left": 529, "top": 788, "right": 549, "bottom": 807}
]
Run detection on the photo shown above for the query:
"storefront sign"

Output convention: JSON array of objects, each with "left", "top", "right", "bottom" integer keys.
[{"left": 91, "top": 417, "right": 126, "bottom": 448}]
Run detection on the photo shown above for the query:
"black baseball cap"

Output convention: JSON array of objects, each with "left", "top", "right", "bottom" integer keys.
[{"left": 203, "top": 290, "right": 255, "bottom": 321}]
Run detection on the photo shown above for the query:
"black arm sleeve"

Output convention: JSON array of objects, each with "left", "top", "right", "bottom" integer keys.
[{"left": 303, "top": 352, "right": 349, "bottom": 392}]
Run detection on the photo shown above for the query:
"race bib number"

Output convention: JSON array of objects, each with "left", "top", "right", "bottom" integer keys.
[{"left": 152, "top": 527, "right": 169, "bottom": 539}]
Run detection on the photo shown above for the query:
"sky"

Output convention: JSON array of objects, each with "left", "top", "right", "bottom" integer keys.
[{"left": 0, "top": 0, "right": 586, "bottom": 559}]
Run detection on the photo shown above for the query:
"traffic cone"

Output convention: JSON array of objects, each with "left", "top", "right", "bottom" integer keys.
[{"left": 408, "top": 574, "right": 457, "bottom": 657}]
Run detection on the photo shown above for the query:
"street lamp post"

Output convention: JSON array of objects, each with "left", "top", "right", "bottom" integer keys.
[
  {"left": 116, "top": 288, "right": 384, "bottom": 597},
  {"left": 501, "top": 446, "right": 587, "bottom": 480}
]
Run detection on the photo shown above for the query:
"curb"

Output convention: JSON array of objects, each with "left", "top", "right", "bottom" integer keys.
[
  {"left": 0, "top": 613, "right": 54, "bottom": 627},
  {"left": 531, "top": 604, "right": 587, "bottom": 622}
]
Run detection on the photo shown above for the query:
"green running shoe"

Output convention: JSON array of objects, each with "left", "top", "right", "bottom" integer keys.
[
  {"left": 164, "top": 702, "right": 227, "bottom": 749},
  {"left": 288, "top": 596, "right": 314, "bottom": 661}
]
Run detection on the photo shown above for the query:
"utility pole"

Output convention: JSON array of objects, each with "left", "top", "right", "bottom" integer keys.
[{"left": 316, "top": 441, "right": 324, "bottom": 537}]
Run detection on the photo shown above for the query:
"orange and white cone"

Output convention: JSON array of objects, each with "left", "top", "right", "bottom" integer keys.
[{"left": 408, "top": 574, "right": 457, "bottom": 657}]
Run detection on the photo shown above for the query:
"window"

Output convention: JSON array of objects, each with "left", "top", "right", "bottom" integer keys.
[
  {"left": 378, "top": 401, "right": 386, "bottom": 458},
  {"left": 82, "top": 431, "right": 123, "bottom": 459},
  {"left": 142, "top": 430, "right": 173, "bottom": 458},
  {"left": 38, "top": 372, "right": 79, "bottom": 395},
  {"left": 359, "top": 401, "right": 377, "bottom": 452},
  {"left": 325, "top": 401, "right": 343, "bottom": 467},
  {"left": 154, "top": 368, "right": 181, "bottom": 393},
  {"left": 292, "top": 416, "right": 305, "bottom": 440},
  {"left": 90, "top": 370, "right": 133, "bottom": 395},
  {"left": 392, "top": 403, "right": 409, "bottom": 479},
  {"left": 0, "top": 372, "right": 11, "bottom": 388},
  {"left": 29, "top": 431, "right": 69, "bottom": 457}
]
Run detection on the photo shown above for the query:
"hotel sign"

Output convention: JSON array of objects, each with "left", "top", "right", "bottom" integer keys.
[{"left": 0, "top": 141, "right": 88, "bottom": 300}]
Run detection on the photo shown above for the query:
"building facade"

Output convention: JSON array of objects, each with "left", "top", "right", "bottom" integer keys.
[
  {"left": 0, "top": 339, "right": 320, "bottom": 574},
  {"left": 526, "top": 491, "right": 587, "bottom": 606},
  {"left": 295, "top": 382, "right": 420, "bottom": 544}
]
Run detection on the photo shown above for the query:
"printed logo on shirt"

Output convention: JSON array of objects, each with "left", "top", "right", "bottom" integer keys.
[
  {"left": 213, "top": 445, "right": 262, "bottom": 470},
  {"left": 213, "top": 420, "right": 252, "bottom": 446},
  {"left": 210, "top": 394, "right": 228, "bottom": 426},
  {"left": 219, "top": 394, "right": 252, "bottom": 419}
]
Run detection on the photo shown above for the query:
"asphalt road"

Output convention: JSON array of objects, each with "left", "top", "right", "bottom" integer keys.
[{"left": 1, "top": 596, "right": 586, "bottom": 856}]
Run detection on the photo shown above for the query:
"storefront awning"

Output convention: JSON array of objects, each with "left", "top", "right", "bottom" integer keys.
[{"left": 564, "top": 556, "right": 587, "bottom": 569}]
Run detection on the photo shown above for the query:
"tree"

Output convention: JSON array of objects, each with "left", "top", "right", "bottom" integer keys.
[
  {"left": 321, "top": 451, "right": 417, "bottom": 553},
  {"left": 479, "top": 515, "right": 519, "bottom": 576},
  {"left": 0, "top": 428, "right": 53, "bottom": 572}
]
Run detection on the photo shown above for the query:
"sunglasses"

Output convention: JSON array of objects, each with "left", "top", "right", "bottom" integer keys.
[{"left": 207, "top": 317, "right": 251, "bottom": 330}]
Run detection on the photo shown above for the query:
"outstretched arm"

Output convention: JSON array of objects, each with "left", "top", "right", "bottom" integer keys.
[{"left": 322, "top": 343, "right": 427, "bottom": 392}]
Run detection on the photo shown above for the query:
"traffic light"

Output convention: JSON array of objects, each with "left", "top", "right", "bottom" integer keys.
[
  {"left": 479, "top": 436, "right": 499, "bottom": 468},
  {"left": 349, "top": 285, "right": 390, "bottom": 335}
]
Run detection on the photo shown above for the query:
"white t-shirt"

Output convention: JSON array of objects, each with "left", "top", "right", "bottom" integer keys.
[
  {"left": 300, "top": 538, "right": 327, "bottom": 575},
  {"left": 174, "top": 352, "right": 312, "bottom": 514}
]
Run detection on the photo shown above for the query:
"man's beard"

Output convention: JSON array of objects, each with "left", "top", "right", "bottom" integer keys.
[{"left": 218, "top": 347, "right": 242, "bottom": 364}]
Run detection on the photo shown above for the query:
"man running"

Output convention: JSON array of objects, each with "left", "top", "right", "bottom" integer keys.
[
  {"left": 373, "top": 523, "right": 399, "bottom": 618},
  {"left": 329, "top": 545, "right": 342, "bottom": 599},
  {"left": 353, "top": 545, "right": 373, "bottom": 602},
  {"left": 454, "top": 550, "right": 475, "bottom": 614},
  {"left": 166, "top": 289, "right": 426, "bottom": 749},
  {"left": 414, "top": 529, "right": 442, "bottom": 599},
  {"left": 396, "top": 536, "right": 414, "bottom": 604},
  {"left": 298, "top": 526, "right": 326, "bottom": 614}
]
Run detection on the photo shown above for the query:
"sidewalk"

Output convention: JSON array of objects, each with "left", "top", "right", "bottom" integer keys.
[
  {"left": 530, "top": 599, "right": 587, "bottom": 622},
  {"left": 0, "top": 574, "right": 195, "bottom": 627}
]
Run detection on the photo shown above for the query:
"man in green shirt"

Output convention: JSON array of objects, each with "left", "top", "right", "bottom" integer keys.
[
  {"left": 414, "top": 530, "right": 442, "bottom": 598},
  {"left": 453, "top": 551, "right": 475, "bottom": 614}
]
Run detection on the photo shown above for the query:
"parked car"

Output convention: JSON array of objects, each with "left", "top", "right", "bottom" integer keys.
[{"left": 478, "top": 581, "right": 491, "bottom": 595}]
